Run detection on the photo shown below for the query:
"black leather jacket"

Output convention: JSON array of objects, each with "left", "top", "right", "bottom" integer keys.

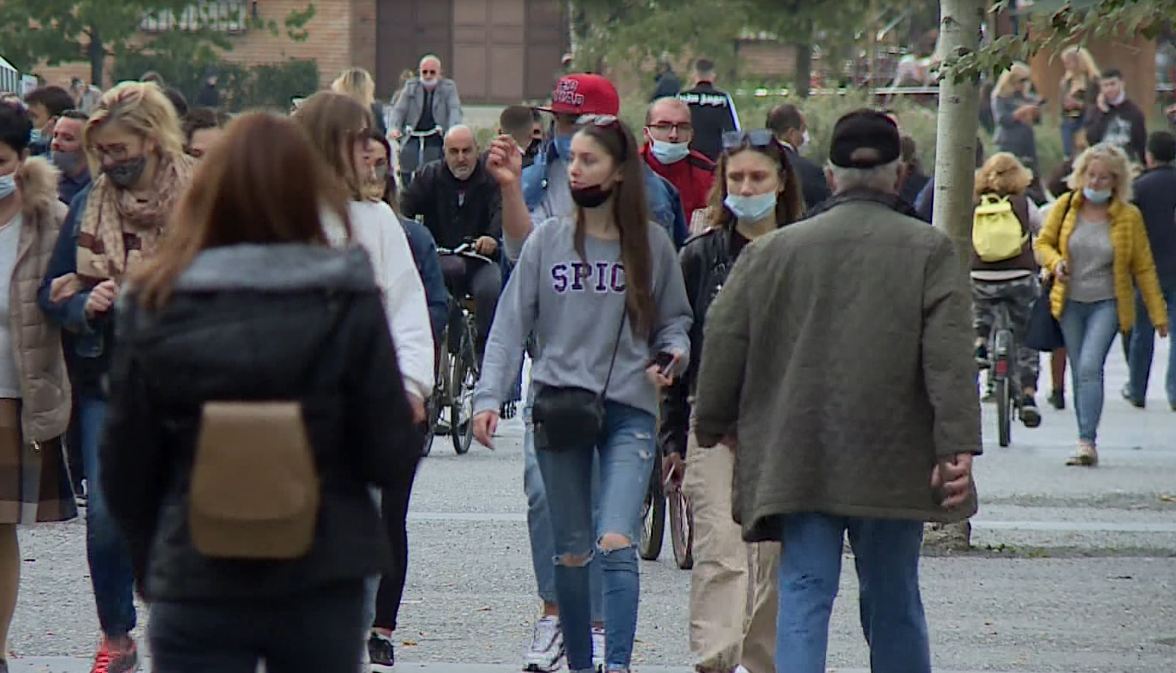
[
  {"left": 101, "top": 244, "right": 422, "bottom": 601},
  {"left": 660, "top": 225, "right": 741, "bottom": 457}
]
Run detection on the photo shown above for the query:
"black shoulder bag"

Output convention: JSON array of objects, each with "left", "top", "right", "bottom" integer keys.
[
  {"left": 532, "top": 307, "right": 628, "bottom": 452},
  {"left": 1024, "top": 194, "right": 1072, "bottom": 352}
]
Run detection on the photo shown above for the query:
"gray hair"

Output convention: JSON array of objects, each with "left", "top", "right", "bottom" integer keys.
[
  {"left": 826, "top": 159, "right": 902, "bottom": 194},
  {"left": 444, "top": 124, "right": 476, "bottom": 146}
]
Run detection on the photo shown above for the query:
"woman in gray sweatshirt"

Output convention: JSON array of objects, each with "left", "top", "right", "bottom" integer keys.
[{"left": 473, "top": 119, "right": 692, "bottom": 673}]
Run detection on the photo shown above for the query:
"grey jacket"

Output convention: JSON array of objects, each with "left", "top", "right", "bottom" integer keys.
[
  {"left": 992, "top": 92, "right": 1038, "bottom": 168},
  {"left": 389, "top": 79, "right": 463, "bottom": 133},
  {"left": 693, "top": 197, "right": 981, "bottom": 542}
]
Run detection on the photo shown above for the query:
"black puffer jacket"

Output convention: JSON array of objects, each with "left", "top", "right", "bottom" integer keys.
[
  {"left": 101, "top": 244, "right": 421, "bottom": 601},
  {"left": 660, "top": 226, "right": 740, "bottom": 458}
]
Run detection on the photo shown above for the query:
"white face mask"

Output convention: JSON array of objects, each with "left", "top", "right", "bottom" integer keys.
[
  {"left": 421, "top": 76, "right": 439, "bottom": 90},
  {"left": 798, "top": 130, "right": 811, "bottom": 153},
  {"left": 650, "top": 139, "right": 690, "bottom": 165},
  {"left": 0, "top": 172, "right": 14, "bottom": 200}
]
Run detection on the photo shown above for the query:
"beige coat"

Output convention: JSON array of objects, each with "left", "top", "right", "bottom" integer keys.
[{"left": 0, "top": 157, "right": 73, "bottom": 524}]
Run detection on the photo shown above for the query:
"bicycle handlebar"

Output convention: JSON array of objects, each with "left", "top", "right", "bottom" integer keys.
[{"left": 437, "top": 240, "right": 495, "bottom": 266}]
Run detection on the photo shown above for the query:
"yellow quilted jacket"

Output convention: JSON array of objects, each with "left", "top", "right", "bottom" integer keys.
[{"left": 1035, "top": 192, "right": 1169, "bottom": 333}]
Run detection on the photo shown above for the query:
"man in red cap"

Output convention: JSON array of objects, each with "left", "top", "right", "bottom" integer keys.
[
  {"left": 492, "top": 73, "right": 686, "bottom": 258},
  {"left": 641, "top": 96, "right": 715, "bottom": 226}
]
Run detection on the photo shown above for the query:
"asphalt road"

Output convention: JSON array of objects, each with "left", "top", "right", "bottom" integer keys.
[{"left": 8, "top": 338, "right": 1176, "bottom": 673}]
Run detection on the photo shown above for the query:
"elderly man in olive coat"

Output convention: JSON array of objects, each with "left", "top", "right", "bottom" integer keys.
[{"left": 693, "top": 109, "right": 981, "bottom": 673}]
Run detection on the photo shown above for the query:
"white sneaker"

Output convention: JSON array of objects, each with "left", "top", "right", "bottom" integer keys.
[
  {"left": 591, "top": 625, "right": 606, "bottom": 671},
  {"left": 523, "top": 615, "right": 565, "bottom": 672}
]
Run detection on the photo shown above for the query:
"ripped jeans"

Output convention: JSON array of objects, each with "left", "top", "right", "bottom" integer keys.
[{"left": 534, "top": 401, "right": 656, "bottom": 673}]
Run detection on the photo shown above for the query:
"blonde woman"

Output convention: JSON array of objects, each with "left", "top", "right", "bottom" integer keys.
[
  {"left": 36, "top": 80, "right": 197, "bottom": 673},
  {"left": 332, "top": 67, "right": 388, "bottom": 138},
  {"left": 971, "top": 152, "right": 1045, "bottom": 423},
  {"left": 992, "top": 63, "right": 1042, "bottom": 177},
  {"left": 1035, "top": 144, "right": 1169, "bottom": 466},
  {"left": 1060, "top": 47, "right": 1100, "bottom": 158}
]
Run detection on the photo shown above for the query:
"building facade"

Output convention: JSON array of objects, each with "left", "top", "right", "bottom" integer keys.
[{"left": 36, "top": 0, "right": 569, "bottom": 104}]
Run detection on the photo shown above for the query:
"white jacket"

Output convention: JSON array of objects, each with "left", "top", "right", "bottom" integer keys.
[{"left": 326, "top": 201, "right": 434, "bottom": 401}]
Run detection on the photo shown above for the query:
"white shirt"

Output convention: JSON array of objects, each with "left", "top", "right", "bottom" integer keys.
[
  {"left": 0, "top": 214, "right": 21, "bottom": 398},
  {"left": 326, "top": 201, "right": 434, "bottom": 401}
]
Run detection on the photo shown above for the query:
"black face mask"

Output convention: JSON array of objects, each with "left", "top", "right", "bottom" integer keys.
[
  {"left": 570, "top": 184, "right": 613, "bottom": 208},
  {"left": 103, "top": 156, "right": 147, "bottom": 189}
]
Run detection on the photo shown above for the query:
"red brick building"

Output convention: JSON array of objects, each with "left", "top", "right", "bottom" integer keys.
[{"left": 38, "top": 0, "right": 570, "bottom": 104}]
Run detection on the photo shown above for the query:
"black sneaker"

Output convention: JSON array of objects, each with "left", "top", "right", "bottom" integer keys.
[
  {"left": 1120, "top": 385, "right": 1145, "bottom": 408},
  {"left": 1021, "top": 395, "right": 1042, "bottom": 428},
  {"left": 368, "top": 631, "right": 395, "bottom": 673},
  {"left": 975, "top": 344, "right": 990, "bottom": 369},
  {"left": 1048, "top": 389, "right": 1065, "bottom": 410}
]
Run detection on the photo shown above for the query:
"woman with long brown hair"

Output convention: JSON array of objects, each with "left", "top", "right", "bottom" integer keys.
[
  {"left": 37, "top": 80, "right": 197, "bottom": 673},
  {"left": 472, "top": 118, "right": 692, "bottom": 673},
  {"left": 100, "top": 112, "right": 421, "bottom": 673},
  {"left": 660, "top": 129, "right": 802, "bottom": 673}
]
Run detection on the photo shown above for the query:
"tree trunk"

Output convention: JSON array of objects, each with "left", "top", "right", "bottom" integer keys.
[
  {"left": 924, "top": 0, "right": 982, "bottom": 554},
  {"left": 88, "top": 27, "right": 104, "bottom": 88},
  {"left": 794, "top": 39, "right": 812, "bottom": 98},
  {"left": 932, "top": 0, "right": 981, "bottom": 274}
]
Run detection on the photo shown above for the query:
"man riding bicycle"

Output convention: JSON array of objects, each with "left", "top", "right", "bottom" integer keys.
[
  {"left": 389, "top": 54, "right": 464, "bottom": 187},
  {"left": 401, "top": 125, "right": 502, "bottom": 366}
]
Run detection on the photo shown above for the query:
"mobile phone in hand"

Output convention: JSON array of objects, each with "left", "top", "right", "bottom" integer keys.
[{"left": 651, "top": 351, "right": 675, "bottom": 375}]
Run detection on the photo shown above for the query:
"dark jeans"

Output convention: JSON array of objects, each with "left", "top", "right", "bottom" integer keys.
[
  {"left": 374, "top": 479, "right": 414, "bottom": 631},
  {"left": 1128, "top": 285, "right": 1176, "bottom": 405},
  {"left": 80, "top": 395, "right": 136, "bottom": 637},
  {"left": 439, "top": 255, "right": 501, "bottom": 360},
  {"left": 150, "top": 581, "right": 365, "bottom": 673}
]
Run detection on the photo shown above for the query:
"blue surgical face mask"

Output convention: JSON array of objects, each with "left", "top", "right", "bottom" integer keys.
[
  {"left": 0, "top": 173, "right": 15, "bottom": 200},
  {"left": 1083, "top": 186, "right": 1112, "bottom": 204},
  {"left": 553, "top": 134, "right": 573, "bottom": 159},
  {"left": 724, "top": 191, "right": 777, "bottom": 222},
  {"left": 651, "top": 139, "right": 690, "bottom": 165},
  {"left": 28, "top": 129, "right": 42, "bottom": 144}
]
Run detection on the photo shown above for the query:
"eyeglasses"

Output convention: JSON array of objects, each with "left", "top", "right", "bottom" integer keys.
[
  {"left": 648, "top": 122, "right": 694, "bottom": 135},
  {"left": 722, "top": 129, "right": 779, "bottom": 151},
  {"left": 421, "top": 69, "right": 438, "bottom": 75}
]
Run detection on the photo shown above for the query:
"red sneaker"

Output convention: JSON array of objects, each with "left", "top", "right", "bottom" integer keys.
[{"left": 91, "top": 637, "right": 140, "bottom": 673}]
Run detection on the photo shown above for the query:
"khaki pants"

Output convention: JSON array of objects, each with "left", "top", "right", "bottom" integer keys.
[{"left": 682, "top": 433, "right": 779, "bottom": 673}]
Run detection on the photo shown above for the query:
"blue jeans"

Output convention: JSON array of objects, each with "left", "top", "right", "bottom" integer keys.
[
  {"left": 523, "top": 402, "right": 603, "bottom": 619},
  {"left": 1128, "top": 285, "right": 1176, "bottom": 406},
  {"left": 775, "top": 513, "right": 929, "bottom": 673},
  {"left": 1061, "top": 116, "right": 1085, "bottom": 158},
  {"left": 534, "top": 402, "right": 655, "bottom": 672},
  {"left": 80, "top": 395, "right": 137, "bottom": 637},
  {"left": 1059, "top": 299, "right": 1120, "bottom": 442}
]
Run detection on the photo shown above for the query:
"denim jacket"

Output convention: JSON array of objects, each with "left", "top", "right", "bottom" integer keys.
[
  {"left": 521, "top": 143, "right": 687, "bottom": 248},
  {"left": 37, "top": 185, "right": 113, "bottom": 397}
]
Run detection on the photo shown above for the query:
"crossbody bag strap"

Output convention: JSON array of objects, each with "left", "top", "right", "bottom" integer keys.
[{"left": 598, "top": 298, "right": 629, "bottom": 402}]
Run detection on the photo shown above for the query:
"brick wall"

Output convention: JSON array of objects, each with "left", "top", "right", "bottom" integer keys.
[
  {"left": 737, "top": 39, "right": 799, "bottom": 79},
  {"left": 33, "top": 0, "right": 364, "bottom": 90}
]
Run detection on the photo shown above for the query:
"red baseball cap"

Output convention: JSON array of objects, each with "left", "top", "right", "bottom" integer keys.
[{"left": 538, "top": 74, "right": 620, "bottom": 117}]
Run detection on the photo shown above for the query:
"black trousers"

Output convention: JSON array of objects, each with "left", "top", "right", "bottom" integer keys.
[
  {"left": 439, "top": 255, "right": 501, "bottom": 360},
  {"left": 149, "top": 581, "right": 365, "bottom": 673},
  {"left": 374, "top": 481, "right": 414, "bottom": 631}
]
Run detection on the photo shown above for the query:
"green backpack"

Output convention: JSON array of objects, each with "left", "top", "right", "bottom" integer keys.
[{"left": 972, "top": 194, "right": 1028, "bottom": 262}]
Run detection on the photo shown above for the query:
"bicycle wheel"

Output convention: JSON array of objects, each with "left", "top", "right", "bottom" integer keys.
[
  {"left": 668, "top": 487, "right": 694, "bottom": 570},
  {"left": 639, "top": 458, "right": 666, "bottom": 561},
  {"left": 996, "top": 375, "right": 1012, "bottom": 447},
  {"left": 450, "top": 317, "right": 477, "bottom": 455}
]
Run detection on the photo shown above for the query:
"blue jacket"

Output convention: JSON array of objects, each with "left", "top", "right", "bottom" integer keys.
[
  {"left": 37, "top": 185, "right": 112, "bottom": 397},
  {"left": 400, "top": 216, "right": 449, "bottom": 342},
  {"left": 521, "top": 143, "right": 688, "bottom": 247}
]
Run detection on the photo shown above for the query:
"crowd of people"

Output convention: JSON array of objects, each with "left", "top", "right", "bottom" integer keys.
[{"left": 0, "top": 45, "right": 1169, "bottom": 673}]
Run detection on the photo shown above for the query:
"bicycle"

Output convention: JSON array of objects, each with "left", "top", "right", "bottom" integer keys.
[
  {"left": 639, "top": 452, "right": 694, "bottom": 570},
  {"left": 397, "top": 125, "right": 443, "bottom": 189},
  {"left": 982, "top": 302, "right": 1022, "bottom": 448},
  {"left": 424, "top": 241, "right": 492, "bottom": 456}
]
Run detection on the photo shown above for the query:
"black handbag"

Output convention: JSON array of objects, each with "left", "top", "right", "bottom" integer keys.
[
  {"left": 532, "top": 309, "right": 627, "bottom": 452},
  {"left": 1025, "top": 278, "right": 1065, "bottom": 351},
  {"left": 1024, "top": 194, "right": 1072, "bottom": 352}
]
